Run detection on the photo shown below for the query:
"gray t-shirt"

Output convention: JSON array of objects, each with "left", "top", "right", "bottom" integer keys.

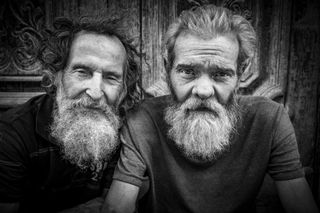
[{"left": 114, "top": 95, "right": 304, "bottom": 213}]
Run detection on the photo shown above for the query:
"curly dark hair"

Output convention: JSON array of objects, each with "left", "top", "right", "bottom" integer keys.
[{"left": 38, "top": 16, "right": 143, "bottom": 111}]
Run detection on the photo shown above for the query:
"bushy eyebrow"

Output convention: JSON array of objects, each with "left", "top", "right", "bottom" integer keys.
[
  {"left": 71, "top": 63, "right": 98, "bottom": 73},
  {"left": 176, "top": 64, "right": 199, "bottom": 70},
  {"left": 208, "top": 66, "right": 235, "bottom": 76},
  {"left": 71, "top": 63, "right": 122, "bottom": 78},
  {"left": 176, "top": 63, "right": 236, "bottom": 75}
]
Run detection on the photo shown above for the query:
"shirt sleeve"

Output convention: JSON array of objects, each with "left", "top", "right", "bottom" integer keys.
[
  {"left": 268, "top": 105, "right": 305, "bottom": 180},
  {"left": 113, "top": 123, "right": 148, "bottom": 187},
  {"left": 0, "top": 123, "right": 28, "bottom": 202}
]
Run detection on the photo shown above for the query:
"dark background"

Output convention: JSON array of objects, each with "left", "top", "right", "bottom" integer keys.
[{"left": 0, "top": 0, "right": 319, "bottom": 211}]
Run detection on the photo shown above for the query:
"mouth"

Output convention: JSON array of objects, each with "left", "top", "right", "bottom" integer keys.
[
  {"left": 186, "top": 106, "right": 219, "bottom": 117},
  {"left": 75, "top": 105, "right": 105, "bottom": 114},
  {"left": 187, "top": 106, "right": 211, "bottom": 113},
  {"left": 87, "top": 105, "right": 102, "bottom": 110},
  {"left": 194, "top": 106, "right": 212, "bottom": 112}
]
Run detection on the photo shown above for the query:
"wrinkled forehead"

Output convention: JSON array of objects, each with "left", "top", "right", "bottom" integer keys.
[
  {"left": 173, "top": 32, "right": 239, "bottom": 70},
  {"left": 71, "top": 31, "right": 127, "bottom": 61}
]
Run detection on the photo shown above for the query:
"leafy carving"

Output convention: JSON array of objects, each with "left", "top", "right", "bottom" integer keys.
[{"left": 0, "top": 0, "right": 46, "bottom": 75}]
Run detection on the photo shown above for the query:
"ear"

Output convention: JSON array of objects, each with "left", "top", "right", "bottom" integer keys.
[
  {"left": 243, "top": 59, "right": 252, "bottom": 74},
  {"left": 239, "top": 58, "right": 251, "bottom": 75}
]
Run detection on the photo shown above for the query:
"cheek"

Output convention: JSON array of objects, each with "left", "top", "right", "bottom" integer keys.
[
  {"left": 170, "top": 78, "right": 191, "bottom": 102},
  {"left": 62, "top": 76, "right": 83, "bottom": 98},
  {"left": 103, "top": 84, "right": 123, "bottom": 105},
  {"left": 216, "top": 84, "right": 237, "bottom": 104},
  {"left": 218, "top": 89, "right": 232, "bottom": 104}
]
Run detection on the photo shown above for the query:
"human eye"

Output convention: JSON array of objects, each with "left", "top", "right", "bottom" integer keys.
[
  {"left": 211, "top": 69, "right": 234, "bottom": 81},
  {"left": 75, "top": 68, "right": 91, "bottom": 78},
  {"left": 176, "top": 67, "right": 197, "bottom": 78},
  {"left": 103, "top": 73, "right": 121, "bottom": 84},
  {"left": 184, "top": 68, "right": 196, "bottom": 76}
]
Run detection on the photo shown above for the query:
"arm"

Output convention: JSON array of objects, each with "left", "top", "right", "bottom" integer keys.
[
  {"left": 101, "top": 180, "right": 140, "bottom": 213},
  {"left": 275, "top": 177, "right": 319, "bottom": 213},
  {"left": 101, "top": 118, "right": 149, "bottom": 213},
  {"left": 0, "top": 202, "right": 20, "bottom": 213},
  {"left": 267, "top": 106, "right": 318, "bottom": 212},
  {"left": 58, "top": 155, "right": 121, "bottom": 213}
]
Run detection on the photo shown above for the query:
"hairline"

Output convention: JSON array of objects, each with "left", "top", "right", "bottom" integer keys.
[
  {"left": 65, "top": 30, "right": 128, "bottom": 75},
  {"left": 170, "top": 30, "right": 240, "bottom": 73}
]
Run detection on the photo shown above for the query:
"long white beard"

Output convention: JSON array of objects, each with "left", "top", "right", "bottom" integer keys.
[
  {"left": 164, "top": 96, "right": 240, "bottom": 163},
  {"left": 50, "top": 83, "right": 121, "bottom": 170}
]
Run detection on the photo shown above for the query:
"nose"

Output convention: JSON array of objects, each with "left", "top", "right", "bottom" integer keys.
[
  {"left": 192, "top": 75, "right": 214, "bottom": 99},
  {"left": 85, "top": 73, "right": 104, "bottom": 100}
]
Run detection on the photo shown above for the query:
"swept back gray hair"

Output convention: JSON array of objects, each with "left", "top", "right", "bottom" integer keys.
[{"left": 162, "top": 4, "right": 256, "bottom": 76}]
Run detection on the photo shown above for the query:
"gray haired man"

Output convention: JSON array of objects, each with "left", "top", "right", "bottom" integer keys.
[{"left": 103, "top": 4, "right": 318, "bottom": 213}]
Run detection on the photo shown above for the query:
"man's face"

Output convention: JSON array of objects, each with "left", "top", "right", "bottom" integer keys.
[
  {"left": 169, "top": 33, "right": 239, "bottom": 103},
  {"left": 165, "top": 33, "right": 240, "bottom": 163},
  {"left": 51, "top": 32, "right": 127, "bottom": 170},
  {"left": 63, "top": 32, "right": 126, "bottom": 107}
]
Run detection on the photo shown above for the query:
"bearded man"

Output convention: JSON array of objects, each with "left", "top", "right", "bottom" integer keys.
[
  {"left": 0, "top": 16, "right": 142, "bottom": 213},
  {"left": 103, "top": 4, "right": 318, "bottom": 213}
]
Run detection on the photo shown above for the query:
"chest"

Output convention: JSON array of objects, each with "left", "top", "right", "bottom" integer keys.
[{"left": 24, "top": 145, "right": 106, "bottom": 211}]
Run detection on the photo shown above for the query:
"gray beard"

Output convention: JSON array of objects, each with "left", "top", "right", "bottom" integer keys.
[
  {"left": 50, "top": 84, "right": 121, "bottom": 170},
  {"left": 164, "top": 95, "right": 240, "bottom": 164}
]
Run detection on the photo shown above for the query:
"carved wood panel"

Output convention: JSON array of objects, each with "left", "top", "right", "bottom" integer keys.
[
  {"left": 0, "top": 0, "right": 46, "bottom": 76},
  {"left": 0, "top": 0, "right": 48, "bottom": 109}
]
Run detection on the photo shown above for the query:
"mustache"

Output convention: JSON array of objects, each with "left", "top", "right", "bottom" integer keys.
[
  {"left": 63, "top": 94, "right": 114, "bottom": 113},
  {"left": 180, "top": 97, "right": 222, "bottom": 116}
]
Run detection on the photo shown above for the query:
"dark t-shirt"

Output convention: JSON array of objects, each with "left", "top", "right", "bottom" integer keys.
[
  {"left": 114, "top": 95, "right": 304, "bottom": 213},
  {"left": 0, "top": 94, "right": 118, "bottom": 212}
]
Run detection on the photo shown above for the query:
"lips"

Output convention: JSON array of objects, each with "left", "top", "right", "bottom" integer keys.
[
  {"left": 194, "top": 106, "right": 212, "bottom": 112},
  {"left": 186, "top": 106, "right": 219, "bottom": 117}
]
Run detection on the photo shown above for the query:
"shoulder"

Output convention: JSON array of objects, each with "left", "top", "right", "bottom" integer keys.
[
  {"left": 122, "top": 96, "right": 170, "bottom": 144},
  {"left": 238, "top": 95, "right": 284, "bottom": 118},
  {"left": 125, "top": 95, "right": 170, "bottom": 125},
  {"left": 0, "top": 94, "right": 51, "bottom": 151},
  {"left": 1, "top": 94, "right": 49, "bottom": 125},
  {"left": 237, "top": 95, "right": 289, "bottom": 131},
  {"left": 239, "top": 95, "right": 280, "bottom": 110}
]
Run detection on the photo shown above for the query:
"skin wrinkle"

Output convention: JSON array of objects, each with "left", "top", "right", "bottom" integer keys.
[
  {"left": 173, "top": 37, "right": 238, "bottom": 77},
  {"left": 177, "top": 60, "right": 235, "bottom": 73},
  {"left": 176, "top": 63, "right": 236, "bottom": 77}
]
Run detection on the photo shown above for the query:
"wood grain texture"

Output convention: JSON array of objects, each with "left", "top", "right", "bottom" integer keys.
[
  {"left": 0, "top": 91, "right": 45, "bottom": 108},
  {"left": 0, "top": 76, "right": 42, "bottom": 82},
  {"left": 285, "top": 0, "right": 319, "bottom": 166},
  {"left": 316, "top": 78, "right": 320, "bottom": 201},
  {"left": 141, "top": 0, "right": 177, "bottom": 88}
]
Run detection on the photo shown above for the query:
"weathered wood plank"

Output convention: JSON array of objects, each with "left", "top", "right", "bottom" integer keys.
[
  {"left": 316, "top": 80, "right": 320, "bottom": 201},
  {"left": 141, "top": 0, "right": 177, "bottom": 89},
  {"left": 285, "top": 0, "right": 320, "bottom": 169},
  {"left": 0, "top": 92, "right": 45, "bottom": 108},
  {"left": 0, "top": 76, "right": 42, "bottom": 82}
]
